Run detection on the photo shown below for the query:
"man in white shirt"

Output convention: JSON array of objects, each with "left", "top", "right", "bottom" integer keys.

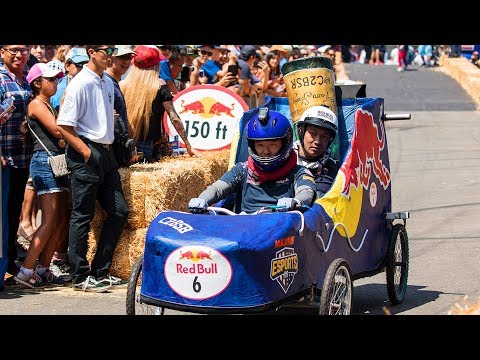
[{"left": 57, "top": 45, "right": 128, "bottom": 292}]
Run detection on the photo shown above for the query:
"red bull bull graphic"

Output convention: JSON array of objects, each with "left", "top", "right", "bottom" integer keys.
[
  {"left": 340, "top": 109, "right": 391, "bottom": 197},
  {"left": 318, "top": 98, "right": 391, "bottom": 243},
  {"left": 163, "top": 85, "right": 248, "bottom": 151},
  {"left": 164, "top": 245, "right": 233, "bottom": 300}
]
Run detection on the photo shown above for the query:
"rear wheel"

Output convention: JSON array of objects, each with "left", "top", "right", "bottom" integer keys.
[
  {"left": 319, "top": 258, "right": 353, "bottom": 315},
  {"left": 386, "top": 224, "right": 409, "bottom": 305},
  {"left": 126, "top": 255, "right": 164, "bottom": 315}
]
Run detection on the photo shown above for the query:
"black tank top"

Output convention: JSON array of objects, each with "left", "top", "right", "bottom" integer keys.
[{"left": 27, "top": 99, "right": 64, "bottom": 154}]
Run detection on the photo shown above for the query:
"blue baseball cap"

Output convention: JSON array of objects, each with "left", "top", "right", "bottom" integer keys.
[{"left": 66, "top": 47, "right": 89, "bottom": 64}]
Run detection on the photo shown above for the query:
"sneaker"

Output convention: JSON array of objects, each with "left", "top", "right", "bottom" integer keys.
[
  {"left": 97, "top": 274, "right": 128, "bottom": 288},
  {"left": 13, "top": 270, "right": 46, "bottom": 289},
  {"left": 49, "top": 263, "right": 72, "bottom": 283},
  {"left": 73, "top": 275, "right": 111, "bottom": 293},
  {"left": 38, "top": 269, "right": 67, "bottom": 286}
]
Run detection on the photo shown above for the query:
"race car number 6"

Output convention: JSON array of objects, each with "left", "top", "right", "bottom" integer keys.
[{"left": 164, "top": 246, "right": 233, "bottom": 300}]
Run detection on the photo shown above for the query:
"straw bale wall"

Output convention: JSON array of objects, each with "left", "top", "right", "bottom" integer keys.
[
  {"left": 87, "top": 149, "right": 230, "bottom": 279},
  {"left": 439, "top": 57, "right": 480, "bottom": 108}
]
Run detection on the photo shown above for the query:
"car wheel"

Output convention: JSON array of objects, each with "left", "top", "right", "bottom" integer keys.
[
  {"left": 126, "top": 255, "right": 164, "bottom": 315},
  {"left": 319, "top": 258, "right": 353, "bottom": 315},
  {"left": 386, "top": 224, "right": 409, "bottom": 305}
]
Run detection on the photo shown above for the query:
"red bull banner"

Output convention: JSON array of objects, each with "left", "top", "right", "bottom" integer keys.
[{"left": 163, "top": 85, "right": 248, "bottom": 151}]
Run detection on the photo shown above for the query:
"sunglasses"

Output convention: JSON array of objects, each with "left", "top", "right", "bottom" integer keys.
[
  {"left": 73, "top": 61, "right": 88, "bottom": 69},
  {"left": 93, "top": 47, "right": 118, "bottom": 56},
  {"left": 199, "top": 50, "right": 212, "bottom": 56},
  {"left": 3, "top": 47, "right": 29, "bottom": 56},
  {"left": 43, "top": 77, "right": 58, "bottom": 83}
]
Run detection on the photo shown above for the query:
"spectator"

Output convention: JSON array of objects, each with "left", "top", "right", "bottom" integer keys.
[
  {"left": 14, "top": 63, "right": 68, "bottom": 288},
  {"left": 120, "top": 46, "right": 202, "bottom": 162},
  {"left": 0, "top": 45, "right": 33, "bottom": 278},
  {"left": 50, "top": 47, "right": 89, "bottom": 112},
  {"left": 57, "top": 45, "right": 128, "bottom": 292}
]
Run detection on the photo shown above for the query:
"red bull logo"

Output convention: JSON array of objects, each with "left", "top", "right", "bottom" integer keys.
[
  {"left": 209, "top": 102, "right": 235, "bottom": 117},
  {"left": 165, "top": 245, "right": 233, "bottom": 300},
  {"left": 179, "top": 249, "right": 212, "bottom": 261},
  {"left": 179, "top": 99, "right": 205, "bottom": 115},
  {"left": 340, "top": 109, "right": 391, "bottom": 197},
  {"left": 164, "top": 85, "right": 248, "bottom": 151}
]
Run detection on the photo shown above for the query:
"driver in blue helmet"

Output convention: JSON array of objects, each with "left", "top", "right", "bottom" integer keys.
[{"left": 189, "top": 107, "right": 316, "bottom": 214}]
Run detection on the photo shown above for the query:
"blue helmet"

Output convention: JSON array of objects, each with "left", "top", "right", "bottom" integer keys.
[{"left": 247, "top": 107, "right": 293, "bottom": 171}]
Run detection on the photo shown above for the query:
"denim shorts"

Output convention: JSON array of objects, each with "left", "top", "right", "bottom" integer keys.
[{"left": 30, "top": 150, "right": 70, "bottom": 196}]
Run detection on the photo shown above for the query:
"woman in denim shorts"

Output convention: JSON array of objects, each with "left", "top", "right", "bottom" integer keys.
[{"left": 13, "top": 63, "right": 69, "bottom": 288}]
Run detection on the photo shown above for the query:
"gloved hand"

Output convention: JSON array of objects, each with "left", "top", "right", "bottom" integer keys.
[
  {"left": 276, "top": 198, "right": 300, "bottom": 211},
  {"left": 188, "top": 198, "right": 208, "bottom": 213}
]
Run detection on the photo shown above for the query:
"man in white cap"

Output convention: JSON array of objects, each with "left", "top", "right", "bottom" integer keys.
[
  {"left": 294, "top": 105, "right": 340, "bottom": 198},
  {"left": 105, "top": 45, "right": 137, "bottom": 166}
]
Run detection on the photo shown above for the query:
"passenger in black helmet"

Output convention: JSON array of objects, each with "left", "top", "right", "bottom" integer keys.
[{"left": 294, "top": 105, "right": 340, "bottom": 198}]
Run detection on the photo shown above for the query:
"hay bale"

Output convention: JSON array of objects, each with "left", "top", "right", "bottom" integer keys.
[{"left": 87, "top": 149, "right": 230, "bottom": 278}]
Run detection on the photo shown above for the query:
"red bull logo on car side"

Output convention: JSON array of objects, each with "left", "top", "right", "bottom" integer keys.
[
  {"left": 340, "top": 109, "right": 391, "bottom": 197},
  {"left": 164, "top": 85, "right": 248, "bottom": 151},
  {"left": 164, "top": 245, "right": 233, "bottom": 300}
]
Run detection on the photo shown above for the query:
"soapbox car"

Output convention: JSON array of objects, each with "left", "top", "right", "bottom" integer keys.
[{"left": 126, "top": 91, "right": 411, "bottom": 315}]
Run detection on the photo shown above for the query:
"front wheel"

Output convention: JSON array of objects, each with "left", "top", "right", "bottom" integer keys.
[
  {"left": 386, "top": 224, "right": 409, "bottom": 305},
  {"left": 319, "top": 258, "right": 353, "bottom": 315},
  {"left": 126, "top": 255, "right": 164, "bottom": 315}
]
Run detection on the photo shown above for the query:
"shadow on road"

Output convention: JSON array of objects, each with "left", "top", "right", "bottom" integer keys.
[{"left": 353, "top": 283, "right": 443, "bottom": 315}]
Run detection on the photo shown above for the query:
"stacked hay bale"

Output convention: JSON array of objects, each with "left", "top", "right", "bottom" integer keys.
[
  {"left": 87, "top": 149, "right": 230, "bottom": 279},
  {"left": 441, "top": 57, "right": 480, "bottom": 108}
]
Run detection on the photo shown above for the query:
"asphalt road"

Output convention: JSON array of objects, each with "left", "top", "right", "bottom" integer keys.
[{"left": 1, "top": 63, "right": 479, "bottom": 316}]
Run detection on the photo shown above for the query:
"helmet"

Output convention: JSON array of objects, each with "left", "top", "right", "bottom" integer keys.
[
  {"left": 247, "top": 107, "right": 293, "bottom": 171},
  {"left": 297, "top": 105, "right": 338, "bottom": 149}
]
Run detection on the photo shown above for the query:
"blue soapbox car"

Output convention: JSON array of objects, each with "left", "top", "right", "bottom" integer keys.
[{"left": 126, "top": 85, "right": 411, "bottom": 315}]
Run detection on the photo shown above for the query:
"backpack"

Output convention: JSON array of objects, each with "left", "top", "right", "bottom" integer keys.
[{"left": 113, "top": 115, "right": 135, "bottom": 167}]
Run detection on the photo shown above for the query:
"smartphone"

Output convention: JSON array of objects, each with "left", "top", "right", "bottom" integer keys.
[
  {"left": 180, "top": 66, "right": 190, "bottom": 82},
  {"left": 199, "top": 69, "right": 205, "bottom": 78},
  {"left": 227, "top": 64, "right": 239, "bottom": 85},
  {"left": 227, "top": 64, "right": 238, "bottom": 77},
  {"left": 253, "top": 60, "right": 260, "bottom": 68}
]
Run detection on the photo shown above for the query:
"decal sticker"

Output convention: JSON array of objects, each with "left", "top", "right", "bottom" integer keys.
[
  {"left": 164, "top": 246, "right": 233, "bottom": 300},
  {"left": 274, "top": 236, "right": 295, "bottom": 248},
  {"left": 270, "top": 247, "right": 298, "bottom": 293},
  {"left": 158, "top": 217, "right": 193, "bottom": 234},
  {"left": 369, "top": 181, "right": 377, "bottom": 207}
]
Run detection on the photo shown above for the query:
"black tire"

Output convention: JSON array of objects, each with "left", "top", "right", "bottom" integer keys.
[
  {"left": 386, "top": 224, "right": 409, "bottom": 305},
  {"left": 319, "top": 258, "right": 353, "bottom": 315},
  {"left": 172, "top": 151, "right": 179, "bottom": 159},
  {"left": 126, "top": 255, "right": 164, "bottom": 315}
]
